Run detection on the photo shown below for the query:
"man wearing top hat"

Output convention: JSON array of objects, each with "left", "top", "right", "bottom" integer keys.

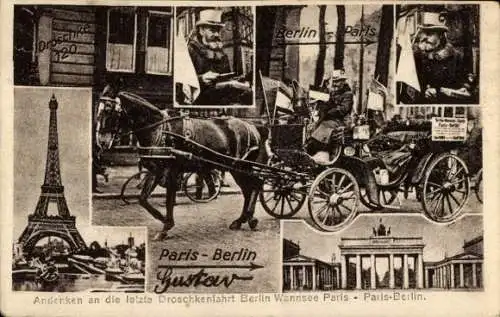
[
  {"left": 306, "top": 69, "right": 354, "bottom": 160},
  {"left": 186, "top": 8, "right": 235, "bottom": 105},
  {"left": 412, "top": 10, "right": 475, "bottom": 104}
]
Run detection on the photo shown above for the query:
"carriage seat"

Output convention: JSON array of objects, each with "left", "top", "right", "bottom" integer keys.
[{"left": 311, "top": 151, "right": 334, "bottom": 165}]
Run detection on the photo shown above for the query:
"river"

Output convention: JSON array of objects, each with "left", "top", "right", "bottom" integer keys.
[{"left": 12, "top": 273, "right": 143, "bottom": 292}]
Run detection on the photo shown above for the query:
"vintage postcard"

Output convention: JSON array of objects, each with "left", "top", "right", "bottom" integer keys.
[{"left": 1, "top": 1, "right": 498, "bottom": 317}]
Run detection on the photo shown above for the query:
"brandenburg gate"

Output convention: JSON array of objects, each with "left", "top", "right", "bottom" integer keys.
[{"left": 338, "top": 222, "right": 425, "bottom": 290}]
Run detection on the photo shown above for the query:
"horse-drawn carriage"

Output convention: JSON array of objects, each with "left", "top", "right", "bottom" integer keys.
[
  {"left": 256, "top": 77, "right": 472, "bottom": 231},
  {"left": 95, "top": 79, "right": 474, "bottom": 238},
  {"left": 260, "top": 117, "right": 471, "bottom": 231}
]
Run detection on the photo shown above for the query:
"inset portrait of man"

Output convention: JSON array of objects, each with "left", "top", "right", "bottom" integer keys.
[
  {"left": 396, "top": 5, "right": 480, "bottom": 104},
  {"left": 175, "top": 7, "right": 254, "bottom": 107}
]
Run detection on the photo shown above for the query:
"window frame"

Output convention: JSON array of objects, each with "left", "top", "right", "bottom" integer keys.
[
  {"left": 145, "top": 9, "right": 173, "bottom": 75},
  {"left": 106, "top": 7, "right": 138, "bottom": 73}
]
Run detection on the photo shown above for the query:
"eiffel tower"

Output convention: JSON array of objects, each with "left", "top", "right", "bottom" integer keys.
[{"left": 18, "top": 95, "right": 87, "bottom": 254}]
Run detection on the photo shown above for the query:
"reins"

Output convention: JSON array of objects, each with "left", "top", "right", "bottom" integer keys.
[{"left": 116, "top": 115, "right": 187, "bottom": 138}]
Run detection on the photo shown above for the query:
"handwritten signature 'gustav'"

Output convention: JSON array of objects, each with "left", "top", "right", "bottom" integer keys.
[{"left": 154, "top": 268, "right": 253, "bottom": 293}]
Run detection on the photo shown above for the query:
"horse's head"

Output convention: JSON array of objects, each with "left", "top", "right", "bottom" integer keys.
[
  {"left": 95, "top": 84, "right": 126, "bottom": 150},
  {"left": 95, "top": 84, "right": 167, "bottom": 149}
]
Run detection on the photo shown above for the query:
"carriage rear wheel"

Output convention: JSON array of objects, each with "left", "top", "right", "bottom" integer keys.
[
  {"left": 183, "top": 171, "right": 222, "bottom": 203},
  {"left": 259, "top": 161, "right": 306, "bottom": 218},
  {"left": 421, "top": 153, "right": 470, "bottom": 223},
  {"left": 359, "top": 188, "right": 398, "bottom": 210},
  {"left": 308, "top": 168, "right": 360, "bottom": 232}
]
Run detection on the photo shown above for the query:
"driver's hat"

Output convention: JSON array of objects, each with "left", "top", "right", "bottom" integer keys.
[
  {"left": 321, "top": 69, "right": 347, "bottom": 88},
  {"left": 420, "top": 11, "right": 448, "bottom": 32},
  {"left": 330, "top": 69, "right": 347, "bottom": 81},
  {"left": 196, "top": 9, "right": 225, "bottom": 28}
]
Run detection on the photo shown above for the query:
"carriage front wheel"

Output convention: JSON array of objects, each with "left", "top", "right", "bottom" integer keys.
[
  {"left": 308, "top": 168, "right": 360, "bottom": 232},
  {"left": 259, "top": 161, "right": 306, "bottom": 218},
  {"left": 421, "top": 153, "right": 470, "bottom": 223}
]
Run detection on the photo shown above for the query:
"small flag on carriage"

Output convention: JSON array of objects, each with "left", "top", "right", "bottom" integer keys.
[
  {"left": 275, "top": 85, "right": 294, "bottom": 114},
  {"left": 366, "top": 78, "right": 387, "bottom": 111},
  {"left": 174, "top": 35, "right": 200, "bottom": 105},
  {"left": 308, "top": 89, "right": 330, "bottom": 102}
]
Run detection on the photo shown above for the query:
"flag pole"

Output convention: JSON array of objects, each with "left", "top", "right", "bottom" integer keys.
[
  {"left": 259, "top": 70, "right": 272, "bottom": 125},
  {"left": 273, "top": 87, "right": 279, "bottom": 125}
]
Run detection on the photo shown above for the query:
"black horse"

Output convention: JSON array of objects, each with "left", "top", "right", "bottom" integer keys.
[{"left": 95, "top": 85, "right": 268, "bottom": 240}]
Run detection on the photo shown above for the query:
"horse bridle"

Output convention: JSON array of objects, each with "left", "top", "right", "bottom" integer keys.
[{"left": 96, "top": 95, "right": 187, "bottom": 141}]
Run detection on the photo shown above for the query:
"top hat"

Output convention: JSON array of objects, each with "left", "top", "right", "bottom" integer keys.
[
  {"left": 330, "top": 69, "right": 347, "bottom": 81},
  {"left": 321, "top": 69, "right": 347, "bottom": 89},
  {"left": 196, "top": 9, "right": 225, "bottom": 28},
  {"left": 420, "top": 11, "right": 448, "bottom": 32}
]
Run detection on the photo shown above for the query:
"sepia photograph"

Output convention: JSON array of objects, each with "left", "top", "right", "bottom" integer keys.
[
  {"left": 396, "top": 4, "right": 480, "bottom": 105},
  {"left": 251, "top": 5, "right": 482, "bottom": 233},
  {"left": 2, "top": 1, "right": 499, "bottom": 316},
  {"left": 283, "top": 216, "right": 483, "bottom": 291},
  {"left": 12, "top": 87, "right": 146, "bottom": 293},
  {"left": 174, "top": 6, "right": 255, "bottom": 107}
]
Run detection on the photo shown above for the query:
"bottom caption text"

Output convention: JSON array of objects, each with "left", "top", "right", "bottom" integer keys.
[{"left": 32, "top": 292, "right": 427, "bottom": 306}]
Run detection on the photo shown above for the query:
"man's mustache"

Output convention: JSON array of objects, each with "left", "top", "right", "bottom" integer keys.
[{"left": 418, "top": 36, "right": 438, "bottom": 45}]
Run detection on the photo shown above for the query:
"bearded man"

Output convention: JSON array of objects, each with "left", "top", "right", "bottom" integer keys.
[
  {"left": 186, "top": 9, "right": 233, "bottom": 105},
  {"left": 412, "top": 11, "right": 476, "bottom": 104}
]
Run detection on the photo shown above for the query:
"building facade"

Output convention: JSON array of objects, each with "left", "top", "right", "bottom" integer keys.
[
  {"left": 14, "top": 5, "right": 174, "bottom": 151},
  {"left": 424, "top": 236, "right": 483, "bottom": 289},
  {"left": 14, "top": 5, "right": 174, "bottom": 107},
  {"left": 282, "top": 239, "right": 340, "bottom": 291},
  {"left": 338, "top": 224, "right": 425, "bottom": 290},
  {"left": 283, "top": 225, "right": 483, "bottom": 291}
]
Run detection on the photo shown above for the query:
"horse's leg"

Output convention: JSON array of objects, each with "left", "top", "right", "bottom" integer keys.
[
  {"left": 244, "top": 182, "right": 263, "bottom": 230},
  {"left": 139, "top": 173, "right": 164, "bottom": 222},
  {"left": 156, "top": 167, "right": 179, "bottom": 239},
  {"left": 198, "top": 169, "right": 216, "bottom": 197},
  {"left": 229, "top": 172, "right": 253, "bottom": 230}
]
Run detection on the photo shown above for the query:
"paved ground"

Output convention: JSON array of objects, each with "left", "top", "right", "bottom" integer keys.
[{"left": 92, "top": 166, "right": 482, "bottom": 293}]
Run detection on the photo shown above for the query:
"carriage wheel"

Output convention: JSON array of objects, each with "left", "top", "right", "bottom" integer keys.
[
  {"left": 120, "top": 171, "right": 152, "bottom": 204},
  {"left": 359, "top": 188, "right": 398, "bottom": 210},
  {"left": 183, "top": 171, "right": 222, "bottom": 203},
  {"left": 308, "top": 168, "right": 360, "bottom": 232},
  {"left": 421, "top": 153, "right": 470, "bottom": 223},
  {"left": 474, "top": 169, "right": 483, "bottom": 204},
  {"left": 259, "top": 161, "right": 306, "bottom": 218}
]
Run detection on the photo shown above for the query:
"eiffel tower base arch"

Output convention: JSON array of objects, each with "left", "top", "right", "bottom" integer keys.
[{"left": 18, "top": 215, "right": 87, "bottom": 255}]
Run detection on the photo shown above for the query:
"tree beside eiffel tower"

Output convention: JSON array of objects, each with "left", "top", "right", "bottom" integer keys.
[{"left": 18, "top": 94, "right": 87, "bottom": 255}]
